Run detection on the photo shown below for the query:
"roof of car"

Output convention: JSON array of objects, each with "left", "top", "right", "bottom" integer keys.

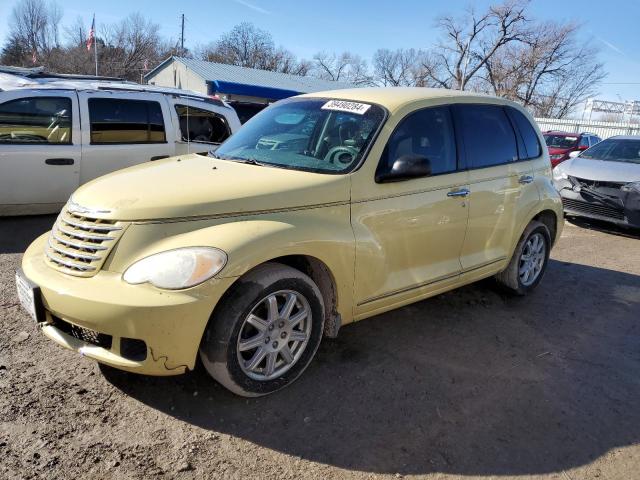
[
  {"left": 299, "top": 87, "right": 510, "bottom": 112},
  {"left": 0, "top": 67, "right": 228, "bottom": 108},
  {"left": 544, "top": 130, "right": 580, "bottom": 136},
  {"left": 610, "top": 135, "right": 640, "bottom": 140}
]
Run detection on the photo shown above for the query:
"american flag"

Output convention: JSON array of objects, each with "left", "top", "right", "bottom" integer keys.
[{"left": 86, "top": 15, "right": 95, "bottom": 51}]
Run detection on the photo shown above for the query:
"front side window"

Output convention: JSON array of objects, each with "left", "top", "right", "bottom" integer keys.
[
  {"left": 213, "top": 98, "right": 386, "bottom": 174},
  {"left": 506, "top": 107, "right": 541, "bottom": 160},
  {"left": 175, "top": 105, "right": 230, "bottom": 144},
  {"left": 579, "top": 136, "right": 590, "bottom": 148},
  {"left": 544, "top": 134, "right": 578, "bottom": 149},
  {"left": 89, "top": 98, "right": 166, "bottom": 144},
  {"left": 454, "top": 104, "right": 518, "bottom": 168},
  {"left": 0, "top": 96, "right": 71, "bottom": 144},
  {"left": 580, "top": 138, "right": 640, "bottom": 164},
  {"left": 380, "top": 106, "right": 457, "bottom": 176}
]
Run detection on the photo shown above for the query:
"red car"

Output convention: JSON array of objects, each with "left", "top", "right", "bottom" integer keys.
[{"left": 543, "top": 131, "right": 602, "bottom": 167}]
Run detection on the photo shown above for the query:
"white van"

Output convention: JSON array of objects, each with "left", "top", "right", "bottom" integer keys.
[{"left": 0, "top": 68, "right": 241, "bottom": 215}]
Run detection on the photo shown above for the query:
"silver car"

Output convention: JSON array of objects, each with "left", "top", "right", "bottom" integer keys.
[{"left": 552, "top": 135, "right": 640, "bottom": 228}]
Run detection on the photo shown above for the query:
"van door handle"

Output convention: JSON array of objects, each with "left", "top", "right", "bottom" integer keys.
[
  {"left": 45, "top": 158, "right": 74, "bottom": 166},
  {"left": 150, "top": 155, "right": 170, "bottom": 161},
  {"left": 447, "top": 188, "right": 470, "bottom": 197},
  {"left": 519, "top": 175, "right": 534, "bottom": 184}
]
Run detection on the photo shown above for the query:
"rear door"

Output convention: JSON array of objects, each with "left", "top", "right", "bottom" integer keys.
[
  {"left": 170, "top": 99, "right": 239, "bottom": 156},
  {"left": 77, "top": 91, "right": 174, "bottom": 183},
  {"left": 0, "top": 90, "right": 81, "bottom": 214},
  {"left": 453, "top": 103, "right": 539, "bottom": 272}
]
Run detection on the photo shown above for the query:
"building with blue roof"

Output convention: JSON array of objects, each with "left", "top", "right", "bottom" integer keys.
[{"left": 144, "top": 57, "right": 352, "bottom": 121}]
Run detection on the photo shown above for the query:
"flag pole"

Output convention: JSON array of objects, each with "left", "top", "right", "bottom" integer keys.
[{"left": 94, "top": 15, "right": 98, "bottom": 76}]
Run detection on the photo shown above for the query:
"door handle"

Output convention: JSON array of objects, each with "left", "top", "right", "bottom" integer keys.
[
  {"left": 447, "top": 188, "right": 470, "bottom": 197},
  {"left": 519, "top": 175, "right": 534, "bottom": 184},
  {"left": 150, "top": 155, "right": 170, "bottom": 161},
  {"left": 45, "top": 158, "right": 74, "bottom": 166}
]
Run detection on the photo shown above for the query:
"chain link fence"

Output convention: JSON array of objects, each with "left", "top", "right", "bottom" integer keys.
[{"left": 535, "top": 117, "right": 640, "bottom": 139}]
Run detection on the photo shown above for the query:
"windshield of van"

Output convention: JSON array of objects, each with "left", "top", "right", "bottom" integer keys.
[
  {"left": 212, "top": 98, "right": 386, "bottom": 173},
  {"left": 544, "top": 134, "right": 578, "bottom": 149},
  {"left": 580, "top": 138, "right": 640, "bottom": 164}
]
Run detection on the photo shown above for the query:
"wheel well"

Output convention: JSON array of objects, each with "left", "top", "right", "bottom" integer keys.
[
  {"left": 533, "top": 210, "right": 558, "bottom": 245},
  {"left": 270, "top": 255, "right": 341, "bottom": 338}
]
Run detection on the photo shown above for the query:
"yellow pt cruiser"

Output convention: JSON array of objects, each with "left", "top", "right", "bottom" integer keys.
[{"left": 17, "top": 88, "right": 563, "bottom": 396}]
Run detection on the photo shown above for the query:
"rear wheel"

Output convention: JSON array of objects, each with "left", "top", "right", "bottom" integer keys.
[
  {"left": 199, "top": 263, "right": 324, "bottom": 397},
  {"left": 495, "top": 220, "right": 551, "bottom": 295}
]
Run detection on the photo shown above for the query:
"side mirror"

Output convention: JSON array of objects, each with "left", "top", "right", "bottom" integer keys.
[
  {"left": 376, "top": 154, "right": 432, "bottom": 183},
  {"left": 569, "top": 150, "right": 581, "bottom": 159}
]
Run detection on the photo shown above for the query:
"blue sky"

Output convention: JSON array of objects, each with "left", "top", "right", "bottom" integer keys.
[{"left": 1, "top": 0, "right": 638, "bottom": 103}]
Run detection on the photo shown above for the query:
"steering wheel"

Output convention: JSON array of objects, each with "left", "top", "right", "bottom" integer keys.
[{"left": 324, "top": 146, "right": 359, "bottom": 165}]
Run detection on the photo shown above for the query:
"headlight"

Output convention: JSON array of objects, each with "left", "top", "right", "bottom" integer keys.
[
  {"left": 622, "top": 181, "right": 640, "bottom": 193},
  {"left": 552, "top": 166, "right": 568, "bottom": 181},
  {"left": 123, "top": 247, "right": 227, "bottom": 289}
]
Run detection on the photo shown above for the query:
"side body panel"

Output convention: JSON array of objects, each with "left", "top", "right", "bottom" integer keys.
[
  {"left": 0, "top": 89, "right": 81, "bottom": 214},
  {"left": 77, "top": 91, "right": 175, "bottom": 184}
]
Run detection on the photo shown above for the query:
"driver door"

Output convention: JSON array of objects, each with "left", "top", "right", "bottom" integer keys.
[{"left": 0, "top": 90, "right": 81, "bottom": 214}]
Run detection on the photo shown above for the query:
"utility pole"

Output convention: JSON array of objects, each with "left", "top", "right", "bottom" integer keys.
[{"left": 180, "top": 14, "right": 185, "bottom": 56}]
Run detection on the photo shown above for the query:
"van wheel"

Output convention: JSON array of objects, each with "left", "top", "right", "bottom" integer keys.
[
  {"left": 199, "top": 263, "right": 325, "bottom": 397},
  {"left": 495, "top": 220, "right": 551, "bottom": 296}
]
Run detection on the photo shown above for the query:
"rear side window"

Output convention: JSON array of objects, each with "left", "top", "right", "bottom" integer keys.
[
  {"left": 175, "top": 105, "right": 230, "bottom": 144},
  {"left": 381, "top": 106, "right": 457, "bottom": 176},
  {"left": 454, "top": 104, "right": 518, "bottom": 168},
  {"left": 579, "top": 136, "right": 590, "bottom": 148},
  {"left": 0, "top": 96, "right": 71, "bottom": 144},
  {"left": 505, "top": 107, "right": 542, "bottom": 160},
  {"left": 89, "top": 98, "right": 166, "bottom": 144}
]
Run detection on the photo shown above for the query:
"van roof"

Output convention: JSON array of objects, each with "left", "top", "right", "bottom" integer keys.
[
  {"left": 300, "top": 86, "right": 510, "bottom": 112},
  {"left": 0, "top": 66, "right": 227, "bottom": 108}
]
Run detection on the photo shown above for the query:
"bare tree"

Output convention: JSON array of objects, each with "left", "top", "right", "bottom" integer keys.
[
  {"left": 311, "top": 51, "right": 372, "bottom": 85},
  {"left": 484, "top": 21, "right": 606, "bottom": 117},
  {"left": 3, "top": 0, "right": 62, "bottom": 64},
  {"left": 422, "top": 0, "right": 529, "bottom": 90},
  {"left": 197, "top": 22, "right": 308, "bottom": 74},
  {"left": 372, "top": 48, "right": 428, "bottom": 86}
]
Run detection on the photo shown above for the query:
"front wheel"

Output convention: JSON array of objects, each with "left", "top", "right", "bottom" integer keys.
[
  {"left": 495, "top": 220, "right": 551, "bottom": 295},
  {"left": 199, "top": 263, "right": 325, "bottom": 397}
]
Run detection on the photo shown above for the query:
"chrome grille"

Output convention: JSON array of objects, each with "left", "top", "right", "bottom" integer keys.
[{"left": 45, "top": 206, "right": 129, "bottom": 277}]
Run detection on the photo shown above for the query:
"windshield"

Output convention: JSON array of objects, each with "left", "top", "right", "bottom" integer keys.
[
  {"left": 544, "top": 134, "right": 578, "bottom": 149},
  {"left": 213, "top": 98, "right": 386, "bottom": 174},
  {"left": 580, "top": 138, "right": 640, "bottom": 164}
]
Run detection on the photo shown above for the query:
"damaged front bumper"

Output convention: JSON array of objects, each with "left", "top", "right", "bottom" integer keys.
[
  {"left": 554, "top": 176, "right": 640, "bottom": 228},
  {"left": 21, "top": 233, "right": 236, "bottom": 376}
]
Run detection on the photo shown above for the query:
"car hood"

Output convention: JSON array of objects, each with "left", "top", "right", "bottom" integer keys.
[
  {"left": 71, "top": 154, "right": 350, "bottom": 221},
  {"left": 560, "top": 156, "right": 640, "bottom": 183}
]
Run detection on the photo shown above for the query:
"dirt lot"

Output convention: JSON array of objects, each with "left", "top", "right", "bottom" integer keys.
[{"left": 0, "top": 215, "right": 639, "bottom": 480}]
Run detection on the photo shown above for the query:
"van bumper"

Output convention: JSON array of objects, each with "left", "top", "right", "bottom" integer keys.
[{"left": 21, "top": 233, "right": 236, "bottom": 376}]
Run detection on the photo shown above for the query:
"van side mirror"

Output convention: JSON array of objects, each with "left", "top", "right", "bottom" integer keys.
[
  {"left": 569, "top": 150, "right": 581, "bottom": 159},
  {"left": 375, "top": 154, "right": 432, "bottom": 183}
]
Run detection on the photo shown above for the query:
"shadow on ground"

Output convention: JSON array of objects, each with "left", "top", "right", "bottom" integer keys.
[
  {"left": 0, "top": 214, "right": 56, "bottom": 254},
  {"left": 103, "top": 259, "right": 640, "bottom": 476},
  {"left": 566, "top": 215, "right": 640, "bottom": 239}
]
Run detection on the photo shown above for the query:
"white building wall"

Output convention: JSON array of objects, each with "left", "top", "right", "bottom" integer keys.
[
  {"left": 535, "top": 117, "right": 640, "bottom": 139},
  {"left": 146, "top": 60, "right": 207, "bottom": 95}
]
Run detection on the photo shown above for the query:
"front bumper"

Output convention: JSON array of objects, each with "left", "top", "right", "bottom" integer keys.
[
  {"left": 21, "top": 233, "right": 236, "bottom": 375},
  {"left": 554, "top": 179, "right": 640, "bottom": 228}
]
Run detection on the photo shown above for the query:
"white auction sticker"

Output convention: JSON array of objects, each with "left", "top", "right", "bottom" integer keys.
[{"left": 321, "top": 100, "right": 371, "bottom": 115}]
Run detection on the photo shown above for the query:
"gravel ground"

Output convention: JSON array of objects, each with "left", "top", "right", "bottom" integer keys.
[{"left": 0, "top": 215, "right": 639, "bottom": 480}]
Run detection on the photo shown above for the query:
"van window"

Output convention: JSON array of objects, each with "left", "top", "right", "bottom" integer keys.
[
  {"left": 0, "top": 96, "right": 71, "bottom": 144},
  {"left": 380, "top": 106, "right": 457, "bottom": 176},
  {"left": 89, "top": 98, "right": 166, "bottom": 144},
  {"left": 454, "top": 104, "right": 518, "bottom": 168},
  {"left": 505, "top": 107, "right": 542, "bottom": 159},
  {"left": 175, "top": 105, "right": 230, "bottom": 144}
]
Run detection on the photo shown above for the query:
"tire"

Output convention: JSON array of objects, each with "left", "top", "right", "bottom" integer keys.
[
  {"left": 495, "top": 220, "right": 551, "bottom": 296},
  {"left": 199, "top": 262, "right": 325, "bottom": 397}
]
